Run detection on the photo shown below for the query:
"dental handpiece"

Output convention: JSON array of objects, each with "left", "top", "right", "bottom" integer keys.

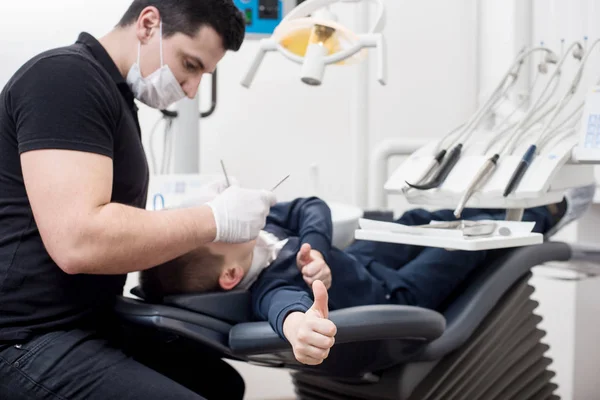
[
  {"left": 454, "top": 154, "right": 499, "bottom": 218},
  {"left": 406, "top": 144, "right": 463, "bottom": 190},
  {"left": 403, "top": 149, "right": 447, "bottom": 191},
  {"left": 503, "top": 144, "right": 537, "bottom": 197}
]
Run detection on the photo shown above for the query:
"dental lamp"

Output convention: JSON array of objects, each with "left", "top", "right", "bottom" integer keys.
[{"left": 240, "top": 0, "right": 387, "bottom": 87}]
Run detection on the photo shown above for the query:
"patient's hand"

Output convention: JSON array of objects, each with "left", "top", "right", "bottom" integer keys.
[
  {"left": 282, "top": 280, "right": 337, "bottom": 366},
  {"left": 297, "top": 243, "right": 332, "bottom": 289}
]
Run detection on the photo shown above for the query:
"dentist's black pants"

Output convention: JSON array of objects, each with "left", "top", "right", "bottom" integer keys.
[{"left": 0, "top": 324, "right": 244, "bottom": 399}]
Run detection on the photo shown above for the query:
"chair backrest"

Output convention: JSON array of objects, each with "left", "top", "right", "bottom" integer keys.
[{"left": 417, "top": 241, "right": 571, "bottom": 361}]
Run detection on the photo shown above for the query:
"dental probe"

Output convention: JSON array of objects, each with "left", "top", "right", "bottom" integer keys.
[{"left": 220, "top": 159, "right": 231, "bottom": 187}]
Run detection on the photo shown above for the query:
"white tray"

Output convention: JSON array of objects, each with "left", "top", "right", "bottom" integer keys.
[
  {"left": 354, "top": 218, "right": 543, "bottom": 251},
  {"left": 354, "top": 229, "right": 543, "bottom": 251}
]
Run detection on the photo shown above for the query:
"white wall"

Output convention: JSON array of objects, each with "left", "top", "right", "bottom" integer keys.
[
  {"left": 369, "top": 0, "right": 479, "bottom": 212},
  {"left": 0, "top": 1, "right": 130, "bottom": 83}
]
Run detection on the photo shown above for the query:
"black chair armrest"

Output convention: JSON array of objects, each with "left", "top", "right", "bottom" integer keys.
[{"left": 229, "top": 305, "right": 445, "bottom": 355}]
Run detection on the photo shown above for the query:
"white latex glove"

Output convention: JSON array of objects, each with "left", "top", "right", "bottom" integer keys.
[{"left": 207, "top": 185, "right": 277, "bottom": 243}]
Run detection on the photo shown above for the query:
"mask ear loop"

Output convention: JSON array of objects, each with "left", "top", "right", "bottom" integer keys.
[
  {"left": 159, "top": 21, "right": 164, "bottom": 67},
  {"left": 137, "top": 42, "right": 141, "bottom": 65}
]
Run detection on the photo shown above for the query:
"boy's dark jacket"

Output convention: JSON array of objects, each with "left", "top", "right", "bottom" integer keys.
[{"left": 252, "top": 197, "right": 399, "bottom": 340}]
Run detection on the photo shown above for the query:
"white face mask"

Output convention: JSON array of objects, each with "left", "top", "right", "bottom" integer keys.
[
  {"left": 237, "top": 231, "right": 289, "bottom": 291},
  {"left": 126, "top": 22, "right": 187, "bottom": 110}
]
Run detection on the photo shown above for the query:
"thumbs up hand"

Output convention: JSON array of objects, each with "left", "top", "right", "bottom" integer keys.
[
  {"left": 296, "top": 243, "right": 332, "bottom": 289},
  {"left": 282, "top": 280, "right": 337, "bottom": 365}
]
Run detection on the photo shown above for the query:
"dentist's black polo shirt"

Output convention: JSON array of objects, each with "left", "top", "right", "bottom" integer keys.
[{"left": 0, "top": 33, "right": 149, "bottom": 342}]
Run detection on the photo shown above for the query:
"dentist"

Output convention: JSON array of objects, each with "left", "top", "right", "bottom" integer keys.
[{"left": 0, "top": 1, "right": 268, "bottom": 399}]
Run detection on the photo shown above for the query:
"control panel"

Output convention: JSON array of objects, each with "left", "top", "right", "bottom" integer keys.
[
  {"left": 234, "top": 0, "right": 304, "bottom": 38},
  {"left": 573, "top": 86, "right": 600, "bottom": 163}
]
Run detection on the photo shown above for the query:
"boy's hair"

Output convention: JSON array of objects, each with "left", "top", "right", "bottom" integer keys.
[
  {"left": 140, "top": 246, "right": 225, "bottom": 301},
  {"left": 117, "top": 0, "right": 246, "bottom": 51}
]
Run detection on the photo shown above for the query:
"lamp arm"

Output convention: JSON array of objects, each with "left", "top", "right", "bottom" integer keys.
[
  {"left": 375, "top": 33, "right": 386, "bottom": 85},
  {"left": 284, "top": 0, "right": 386, "bottom": 33},
  {"left": 283, "top": 0, "right": 339, "bottom": 22},
  {"left": 240, "top": 39, "right": 278, "bottom": 88},
  {"left": 340, "top": 0, "right": 386, "bottom": 32}
]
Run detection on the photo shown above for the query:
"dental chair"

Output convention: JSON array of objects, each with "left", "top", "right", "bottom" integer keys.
[{"left": 114, "top": 239, "right": 570, "bottom": 399}]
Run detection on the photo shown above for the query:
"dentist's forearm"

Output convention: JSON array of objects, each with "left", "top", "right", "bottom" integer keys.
[{"left": 55, "top": 203, "right": 216, "bottom": 275}]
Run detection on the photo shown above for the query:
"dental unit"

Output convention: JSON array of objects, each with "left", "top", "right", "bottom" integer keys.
[
  {"left": 503, "top": 42, "right": 598, "bottom": 197},
  {"left": 502, "top": 39, "right": 600, "bottom": 197},
  {"left": 452, "top": 42, "right": 585, "bottom": 218},
  {"left": 405, "top": 46, "right": 556, "bottom": 192}
]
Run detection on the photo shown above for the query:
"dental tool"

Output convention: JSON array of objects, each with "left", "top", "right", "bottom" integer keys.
[
  {"left": 405, "top": 144, "right": 463, "bottom": 190},
  {"left": 220, "top": 159, "right": 290, "bottom": 192},
  {"left": 271, "top": 174, "right": 291, "bottom": 191},
  {"left": 414, "top": 220, "right": 498, "bottom": 238},
  {"left": 502, "top": 144, "right": 537, "bottom": 197},
  {"left": 453, "top": 154, "right": 499, "bottom": 218},
  {"left": 399, "top": 124, "right": 465, "bottom": 194},
  {"left": 220, "top": 159, "right": 231, "bottom": 187}
]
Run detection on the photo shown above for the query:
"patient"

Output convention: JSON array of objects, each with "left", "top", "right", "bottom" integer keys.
[{"left": 140, "top": 185, "right": 594, "bottom": 366}]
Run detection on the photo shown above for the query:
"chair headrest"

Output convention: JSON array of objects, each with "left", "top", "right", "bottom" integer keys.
[{"left": 130, "top": 286, "right": 252, "bottom": 324}]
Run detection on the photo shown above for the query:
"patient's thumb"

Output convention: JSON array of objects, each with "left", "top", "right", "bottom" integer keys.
[
  {"left": 297, "top": 243, "right": 312, "bottom": 267},
  {"left": 310, "top": 280, "right": 329, "bottom": 319}
]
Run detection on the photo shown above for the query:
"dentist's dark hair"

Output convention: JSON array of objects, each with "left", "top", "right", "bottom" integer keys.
[{"left": 117, "top": 0, "right": 246, "bottom": 51}]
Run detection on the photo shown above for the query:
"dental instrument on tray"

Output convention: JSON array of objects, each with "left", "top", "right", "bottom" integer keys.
[
  {"left": 357, "top": 218, "right": 533, "bottom": 240},
  {"left": 406, "top": 46, "right": 556, "bottom": 192},
  {"left": 452, "top": 43, "right": 583, "bottom": 217},
  {"left": 415, "top": 220, "right": 498, "bottom": 238}
]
